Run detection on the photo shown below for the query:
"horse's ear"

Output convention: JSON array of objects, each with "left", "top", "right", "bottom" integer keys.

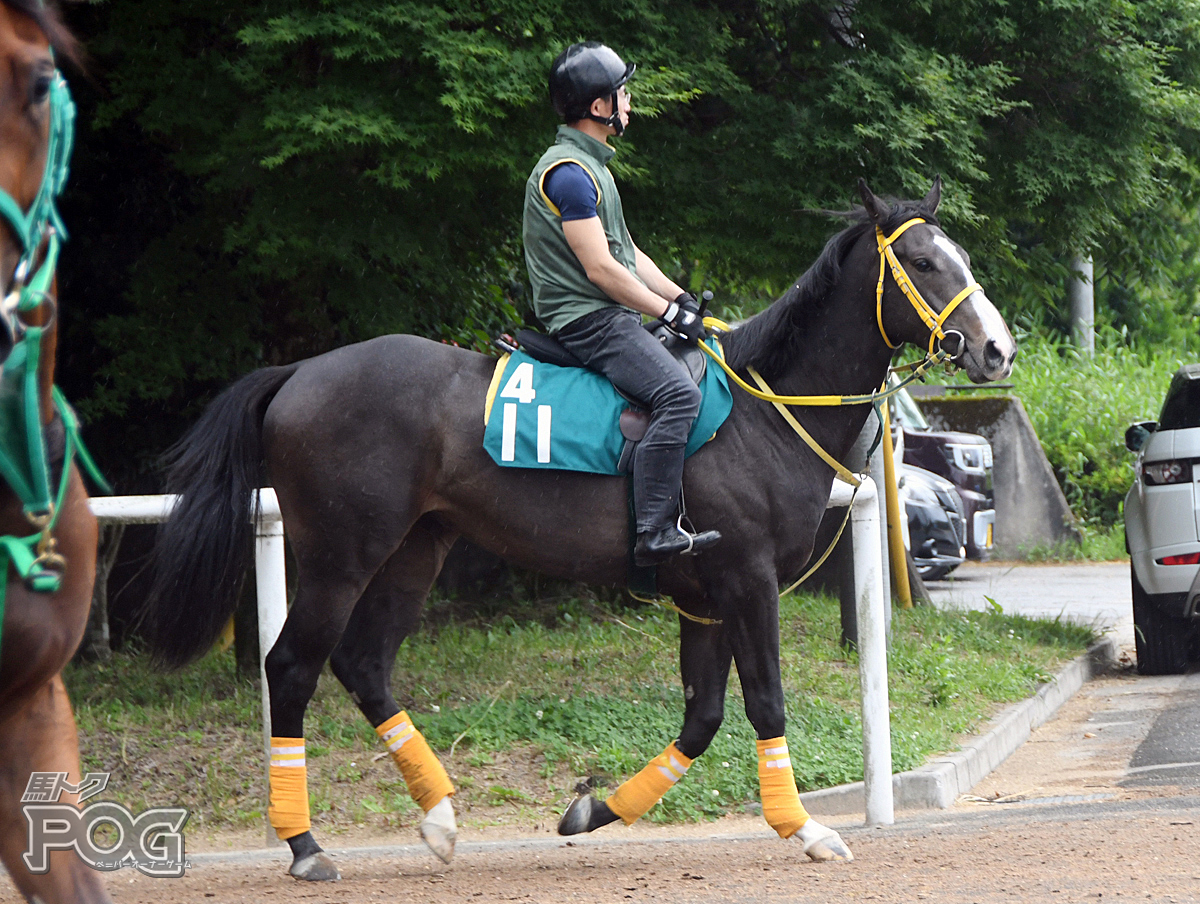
[
  {"left": 858, "top": 179, "right": 889, "bottom": 224},
  {"left": 922, "top": 175, "right": 942, "bottom": 215}
]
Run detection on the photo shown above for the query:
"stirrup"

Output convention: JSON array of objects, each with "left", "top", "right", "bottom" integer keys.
[{"left": 675, "top": 516, "right": 695, "bottom": 555}]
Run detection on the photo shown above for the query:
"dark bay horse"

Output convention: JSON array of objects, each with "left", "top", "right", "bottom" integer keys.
[
  {"left": 0, "top": 4, "right": 109, "bottom": 902},
  {"left": 143, "top": 178, "right": 1015, "bottom": 880}
]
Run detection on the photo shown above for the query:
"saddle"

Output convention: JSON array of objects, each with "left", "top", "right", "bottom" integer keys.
[{"left": 512, "top": 324, "right": 707, "bottom": 473}]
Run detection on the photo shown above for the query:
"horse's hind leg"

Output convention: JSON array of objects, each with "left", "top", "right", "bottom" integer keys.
[
  {"left": 559, "top": 614, "right": 733, "bottom": 835},
  {"left": 264, "top": 531, "right": 405, "bottom": 881},
  {"left": 0, "top": 676, "right": 113, "bottom": 904},
  {"left": 329, "top": 516, "right": 459, "bottom": 863}
]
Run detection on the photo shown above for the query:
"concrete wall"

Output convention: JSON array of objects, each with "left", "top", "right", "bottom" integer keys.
[{"left": 912, "top": 394, "right": 1080, "bottom": 558}]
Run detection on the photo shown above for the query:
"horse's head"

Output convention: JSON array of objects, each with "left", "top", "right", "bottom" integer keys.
[
  {"left": 859, "top": 178, "right": 1017, "bottom": 383},
  {"left": 0, "top": 1, "right": 76, "bottom": 367}
]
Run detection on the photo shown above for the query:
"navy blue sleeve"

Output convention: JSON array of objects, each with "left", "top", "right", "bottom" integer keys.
[{"left": 543, "top": 162, "right": 599, "bottom": 221}]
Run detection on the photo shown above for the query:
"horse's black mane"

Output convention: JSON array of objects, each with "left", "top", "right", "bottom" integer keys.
[
  {"left": 724, "top": 200, "right": 939, "bottom": 379},
  {"left": 2, "top": 0, "right": 81, "bottom": 69}
]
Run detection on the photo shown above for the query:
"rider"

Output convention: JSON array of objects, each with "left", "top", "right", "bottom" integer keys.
[{"left": 522, "top": 41, "right": 721, "bottom": 566}]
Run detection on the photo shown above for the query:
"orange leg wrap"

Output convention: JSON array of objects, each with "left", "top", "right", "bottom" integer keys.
[
  {"left": 268, "top": 736, "right": 311, "bottom": 840},
  {"left": 606, "top": 741, "right": 693, "bottom": 825},
  {"left": 376, "top": 711, "right": 455, "bottom": 812},
  {"left": 758, "top": 737, "right": 810, "bottom": 839}
]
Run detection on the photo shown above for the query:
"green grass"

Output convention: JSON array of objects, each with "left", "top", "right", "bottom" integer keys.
[
  {"left": 63, "top": 592, "right": 1095, "bottom": 833},
  {"left": 1011, "top": 522, "right": 1128, "bottom": 563}
]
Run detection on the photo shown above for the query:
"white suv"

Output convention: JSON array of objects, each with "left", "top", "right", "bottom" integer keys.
[{"left": 1123, "top": 363, "right": 1200, "bottom": 674}]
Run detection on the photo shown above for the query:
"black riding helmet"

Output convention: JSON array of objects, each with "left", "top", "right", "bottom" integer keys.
[{"left": 549, "top": 42, "right": 635, "bottom": 135}]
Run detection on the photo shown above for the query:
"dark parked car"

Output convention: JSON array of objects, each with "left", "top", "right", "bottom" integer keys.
[
  {"left": 890, "top": 385, "right": 995, "bottom": 562},
  {"left": 899, "top": 464, "right": 967, "bottom": 580}
]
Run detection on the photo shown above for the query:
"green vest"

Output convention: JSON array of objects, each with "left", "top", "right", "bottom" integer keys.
[{"left": 523, "top": 126, "right": 643, "bottom": 334}]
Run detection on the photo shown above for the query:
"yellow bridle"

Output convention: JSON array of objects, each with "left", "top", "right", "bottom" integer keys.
[
  {"left": 695, "top": 216, "right": 983, "bottom": 487},
  {"left": 875, "top": 217, "right": 982, "bottom": 355}
]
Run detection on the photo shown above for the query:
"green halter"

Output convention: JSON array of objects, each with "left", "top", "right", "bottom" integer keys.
[
  {"left": 0, "top": 72, "right": 73, "bottom": 320},
  {"left": 0, "top": 70, "right": 107, "bottom": 658}
]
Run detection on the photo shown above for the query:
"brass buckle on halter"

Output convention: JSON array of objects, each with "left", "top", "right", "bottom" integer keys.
[
  {"left": 30, "top": 529, "right": 67, "bottom": 583},
  {"left": 25, "top": 507, "right": 52, "bottom": 531}
]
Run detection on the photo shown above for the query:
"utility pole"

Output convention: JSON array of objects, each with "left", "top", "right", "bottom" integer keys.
[{"left": 1067, "top": 253, "right": 1094, "bottom": 356}]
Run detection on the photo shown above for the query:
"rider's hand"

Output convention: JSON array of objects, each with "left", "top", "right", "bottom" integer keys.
[{"left": 660, "top": 292, "right": 705, "bottom": 344}]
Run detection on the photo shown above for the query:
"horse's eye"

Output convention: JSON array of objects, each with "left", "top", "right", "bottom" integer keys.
[
  {"left": 912, "top": 258, "right": 933, "bottom": 272},
  {"left": 30, "top": 73, "right": 52, "bottom": 106}
]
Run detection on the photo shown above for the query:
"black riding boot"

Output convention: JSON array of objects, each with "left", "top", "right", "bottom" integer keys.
[{"left": 633, "top": 446, "right": 721, "bottom": 566}]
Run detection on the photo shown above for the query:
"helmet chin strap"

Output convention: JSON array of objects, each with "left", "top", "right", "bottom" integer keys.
[{"left": 585, "top": 92, "right": 625, "bottom": 136}]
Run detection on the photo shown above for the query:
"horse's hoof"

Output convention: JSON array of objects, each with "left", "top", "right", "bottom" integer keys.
[
  {"left": 557, "top": 792, "right": 594, "bottom": 835},
  {"left": 420, "top": 797, "right": 457, "bottom": 864},
  {"left": 289, "top": 851, "right": 341, "bottom": 881},
  {"left": 797, "top": 819, "right": 854, "bottom": 862}
]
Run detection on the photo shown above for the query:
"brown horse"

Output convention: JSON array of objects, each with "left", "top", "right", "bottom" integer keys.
[{"left": 0, "top": 3, "right": 108, "bottom": 902}]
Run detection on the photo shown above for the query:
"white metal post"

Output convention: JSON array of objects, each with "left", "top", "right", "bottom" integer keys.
[
  {"left": 1067, "top": 253, "right": 1094, "bottom": 357},
  {"left": 849, "top": 477, "right": 893, "bottom": 825},
  {"left": 867, "top": 435, "right": 892, "bottom": 640},
  {"left": 253, "top": 489, "right": 287, "bottom": 845}
]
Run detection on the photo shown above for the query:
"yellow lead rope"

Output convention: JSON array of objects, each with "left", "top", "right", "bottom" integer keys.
[{"left": 747, "top": 367, "right": 862, "bottom": 487}]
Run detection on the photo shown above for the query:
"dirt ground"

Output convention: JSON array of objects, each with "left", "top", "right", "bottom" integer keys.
[
  {"left": 7, "top": 665, "right": 1200, "bottom": 903},
  {"left": 17, "top": 798, "right": 1197, "bottom": 904}
]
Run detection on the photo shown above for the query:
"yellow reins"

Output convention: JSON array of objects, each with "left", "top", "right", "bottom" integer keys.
[{"left": 695, "top": 215, "right": 978, "bottom": 483}]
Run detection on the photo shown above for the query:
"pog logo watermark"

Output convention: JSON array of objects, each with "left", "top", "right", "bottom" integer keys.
[{"left": 21, "top": 772, "right": 190, "bottom": 877}]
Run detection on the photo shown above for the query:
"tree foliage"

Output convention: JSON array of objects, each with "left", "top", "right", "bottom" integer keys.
[{"left": 56, "top": 0, "right": 1200, "bottom": 475}]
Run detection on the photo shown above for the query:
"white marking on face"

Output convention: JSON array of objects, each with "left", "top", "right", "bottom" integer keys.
[
  {"left": 933, "top": 235, "right": 971, "bottom": 283},
  {"left": 971, "top": 292, "right": 1011, "bottom": 346},
  {"left": 931, "top": 235, "right": 1010, "bottom": 348}
]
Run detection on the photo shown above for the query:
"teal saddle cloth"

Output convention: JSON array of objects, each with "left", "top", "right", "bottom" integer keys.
[{"left": 483, "top": 339, "right": 733, "bottom": 475}]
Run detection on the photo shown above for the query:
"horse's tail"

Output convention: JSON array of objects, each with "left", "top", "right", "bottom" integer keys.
[{"left": 141, "top": 363, "right": 300, "bottom": 668}]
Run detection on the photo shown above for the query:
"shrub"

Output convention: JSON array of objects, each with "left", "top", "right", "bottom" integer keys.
[{"left": 1004, "top": 331, "right": 1197, "bottom": 527}]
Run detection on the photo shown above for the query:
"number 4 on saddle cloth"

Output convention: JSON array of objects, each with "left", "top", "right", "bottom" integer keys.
[{"left": 483, "top": 327, "right": 733, "bottom": 475}]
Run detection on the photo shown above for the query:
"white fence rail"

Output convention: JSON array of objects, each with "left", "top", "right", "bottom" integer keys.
[{"left": 87, "top": 482, "right": 893, "bottom": 827}]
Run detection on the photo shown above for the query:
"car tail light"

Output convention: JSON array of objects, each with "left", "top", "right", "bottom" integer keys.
[
  {"left": 1142, "top": 459, "right": 1193, "bottom": 485},
  {"left": 1157, "top": 552, "right": 1200, "bottom": 566}
]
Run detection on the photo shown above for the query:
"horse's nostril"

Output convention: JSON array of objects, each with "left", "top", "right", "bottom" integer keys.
[{"left": 984, "top": 338, "right": 1007, "bottom": 369}]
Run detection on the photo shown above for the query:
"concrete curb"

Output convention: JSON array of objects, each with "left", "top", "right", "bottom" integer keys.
[{"left": 799, "top": 636, "right": 1120, "bottom": 816}]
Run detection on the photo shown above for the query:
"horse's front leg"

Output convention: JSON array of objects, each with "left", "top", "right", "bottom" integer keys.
[
  {"left": 0, "top": 676, "right": 114, "bottom": 904},
  {"left": 727, "top": 574, "right": 854, "bottom": 862},
  {"left": 558, "top": 613, "right": 732, "bottom": 834}
]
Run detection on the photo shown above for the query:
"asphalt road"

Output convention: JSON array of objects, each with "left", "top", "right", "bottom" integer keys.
[
  {"left": 926, "top": 560, "right": 1135, "bottom": 647},
  {"left": 1123, "top": 671, "right": 1200, "bottom": 790},
  {"left": 928, "top": 561, "right": 1200, "bottom": 790}
]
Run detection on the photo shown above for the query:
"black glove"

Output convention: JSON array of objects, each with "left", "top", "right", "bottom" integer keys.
[{"left": 660, "top": 292, "right": 705, "bottom": 343}]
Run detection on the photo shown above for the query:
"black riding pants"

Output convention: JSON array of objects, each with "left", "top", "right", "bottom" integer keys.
[{"left": 554, "top": 306, "right": 702, "bottom": 533}]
